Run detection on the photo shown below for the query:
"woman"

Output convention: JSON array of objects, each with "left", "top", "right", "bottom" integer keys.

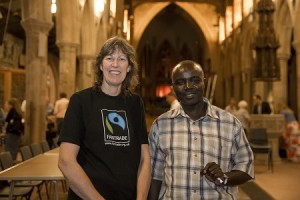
[
  {"left": 274, "top": 102, "right": 300, "bottom": 162},
  {"left": 4, "top": 98, "right": 24, "bottom": 161},
  {"left": 234, "top": 100, "right": 250, "bottom": 136},
  {"left": 58, "top": 36, "right": 151, "bottom": 199}
]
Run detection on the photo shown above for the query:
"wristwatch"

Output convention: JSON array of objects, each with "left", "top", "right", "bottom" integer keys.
[{"left": 223, "top": 174, "right": 229, "bottom": 186}]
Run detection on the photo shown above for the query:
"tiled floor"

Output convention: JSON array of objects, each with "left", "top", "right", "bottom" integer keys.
[{"left": 253, "top": 159, "right": 300, "bottom": 200}]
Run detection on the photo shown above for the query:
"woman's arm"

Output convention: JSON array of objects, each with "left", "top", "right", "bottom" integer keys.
[
  {"left": 58, "top": 142, "right": 105, "bottom": 200},
  {"left": 136, "top": 144, "right": 151, "bottom": 200}
]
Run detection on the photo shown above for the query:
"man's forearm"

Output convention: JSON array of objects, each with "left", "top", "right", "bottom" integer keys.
[
  {"left": 148, "top": 179, "right": 162, "bottom": 200},
  {"left": 225, "top": 170, "right": 252, "bottom": 186}
]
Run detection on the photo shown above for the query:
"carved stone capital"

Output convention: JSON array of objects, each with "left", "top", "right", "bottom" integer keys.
[
  {"left": 21, "top": 19, "right": 53, "bottom": 34},
  {"left": 56, "top": 41, "right": 79, "bottom": 50},
  {"left": 292, "top": 41, "right": 300, "bottom": 54}
]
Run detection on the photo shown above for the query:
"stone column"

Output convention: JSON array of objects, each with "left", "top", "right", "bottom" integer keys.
[
  {"left": 292, "top": 41, "right": 300, "bottom": 119},
  {"left": 77, "top": 55, "right": 95, "bottom": 90},
  {"left": 21, "top": 1, "right": 53, "bottom": 144},
  {"left": 56, "top": 0, "right": 80, "bottom": 97},
  {"left": 56, "top": 42, "right": 78, "bottom": 95},
  {"left": 272, "top": 53, "right": 290, "bottom": 104}
]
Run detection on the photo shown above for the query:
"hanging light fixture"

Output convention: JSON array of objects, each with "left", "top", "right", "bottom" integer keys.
[{"left": 252, "top": 0, "right": 280, "bottom": 81}]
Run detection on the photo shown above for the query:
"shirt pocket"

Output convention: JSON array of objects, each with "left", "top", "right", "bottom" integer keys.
[{"left": 203, "top": 137, "right": 232, "bottom": 163}]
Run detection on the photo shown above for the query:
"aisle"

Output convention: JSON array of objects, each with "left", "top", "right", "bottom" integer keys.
[{"left": 254, "top": 160, "right": 300, "bottom": 200}]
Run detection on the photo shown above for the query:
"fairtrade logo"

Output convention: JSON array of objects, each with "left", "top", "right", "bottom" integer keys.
[{"left": 105, "top": 112, "right": 125, "bottom": 134}]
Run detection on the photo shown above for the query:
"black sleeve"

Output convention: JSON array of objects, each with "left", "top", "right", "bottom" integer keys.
[{"left": 58, "top": 93, "right": 85, "bottom": 146}]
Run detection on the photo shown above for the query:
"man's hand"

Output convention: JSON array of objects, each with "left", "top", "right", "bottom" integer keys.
[{"left": 201, "top": 162, "right": 225, "bottom": 186}]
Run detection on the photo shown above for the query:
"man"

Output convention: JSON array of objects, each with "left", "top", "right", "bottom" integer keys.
[
  {"left": 148, "top": 60, "right": 254, "bottom": 199},
  {"left": 165, "top": 91, "right": 180, "bottom": 110},
  {"left": 54, "top": 92, "right": 69, "bottom": 135},
  {"left": 252, "top": 94, "right": 272, "bottom": 114}
]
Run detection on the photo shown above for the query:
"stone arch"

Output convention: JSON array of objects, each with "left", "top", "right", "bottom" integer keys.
[
  {"left": 276, "top": 1, "right": 293, "bottom": 57},
  {"left": 133, "top": 2, "right": 218, "bottom": 56}
]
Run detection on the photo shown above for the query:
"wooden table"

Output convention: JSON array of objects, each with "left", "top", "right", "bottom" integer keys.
[{"left": 0, "top": 147, "right": 65, "bottom": 200}]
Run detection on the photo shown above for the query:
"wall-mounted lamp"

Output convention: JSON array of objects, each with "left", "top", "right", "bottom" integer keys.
[
  {"left": 109, "top": 0, "right": 116, "bottom": 25},
  {"left": 51, "top": 0, "right": 57, "bottom": 14},
  {"left": 123, "top": 9, "right": 132, "bottom": 41},
  {"left": 79, "top": 0, "right": 86, "bottom": 11},
  {"left": 123, "top": 9, "right": 128, "bottom": 33},
  {"left": 94, "top": 0, "right": 106, "bottom": 24},
  {"left": 225, "top": 6, "right": 233, "bottom": 37},
  {"left": 126, "top": 20, "right": 131, "bottom": 41},
  {"left": 110, "top": 0, "right": 116, "bottom": 18},
  {"left": 219, "top": 17, "right": 225, "bottom": 43}
]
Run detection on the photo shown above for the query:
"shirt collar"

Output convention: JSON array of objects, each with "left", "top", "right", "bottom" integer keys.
[{"left": 169, "top": 97, "right": 219, "bottom": 120}]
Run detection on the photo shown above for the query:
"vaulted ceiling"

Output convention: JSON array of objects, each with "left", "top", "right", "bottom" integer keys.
[
  {"left": 132, "top": 0, "right": 228, "bottom": 15},
  {"left": 0, "top": 0, "right": 228, "bottom": 57},
  {"left": 0, "top": 0, "right": 58, "bottom": 55}
]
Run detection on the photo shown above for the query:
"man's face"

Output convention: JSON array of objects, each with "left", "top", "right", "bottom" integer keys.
[
  {"left": 253, "top": 96, "right": 260, "bottom": 105},
  {"left": 172, "top": 64, "right": 205, "bottom": 106}
]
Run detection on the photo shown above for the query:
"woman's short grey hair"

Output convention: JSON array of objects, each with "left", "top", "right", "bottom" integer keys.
[{"left": 238, "top": 100, "right": 248, "bottom": 108}]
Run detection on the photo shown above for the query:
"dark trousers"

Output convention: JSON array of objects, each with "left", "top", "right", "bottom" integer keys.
[
  {"left": 56, "top": 118, "right": 64, "bottom": 135},
  {"left": 5, "top": 133, "right": 21, "bottom": 161}
]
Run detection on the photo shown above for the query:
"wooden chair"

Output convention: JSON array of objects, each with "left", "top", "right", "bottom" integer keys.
[
  {"left": 0, "top": 163, "right": 33, "bottom": 200},
  {"left": 40, "top": 140, "right": 50, "bottom": 152},
  {"left": 52, "top": 137, "right": 59, "bottom": 148},
  {"left": 0, "top": 179, "right": 33, "bottom": 200},
  {"left": 0, "top": 152, "right": 45, "bottom": 200},
  {"left": 248, "top": 128, "right": 273, "bottom": 172},
  {"left": 20, "top": 145, "right": 33, "bottom": 161},
  {"left": 30, "top": 143, "right": 43, "bottom": 156}
]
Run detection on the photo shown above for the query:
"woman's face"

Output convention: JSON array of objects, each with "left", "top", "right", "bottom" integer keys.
[
  {"left": 101, "top": 47, "right": 130, "bottom": 92},
  {"left": 4, "top": 101, "right": 11, "bottom": 111}
]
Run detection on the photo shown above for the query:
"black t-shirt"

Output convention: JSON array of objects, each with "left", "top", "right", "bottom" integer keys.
[
  {"left": 58, "top": 88, "right": 148, "bottom": 200},
  {"left": 5, "top": 108, "right": 23, "bottom": 135}
]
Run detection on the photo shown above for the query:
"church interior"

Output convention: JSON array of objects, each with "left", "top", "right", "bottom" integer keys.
[{"left": 0, "top": 0, "right": 300, "bottom": 199}]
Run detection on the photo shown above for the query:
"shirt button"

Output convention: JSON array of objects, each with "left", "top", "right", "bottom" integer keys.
[
  {"left": 194, "top": 154, "right": 197, "bottom": 157},
  {"left": 194, "top": 171, "right": 197, "bottom": 174},
  {"left": 194, "top": 137, "right": 197, "bottom": 140},
  {"left": 194, "top": 190, "right": 197, "bottom": 193}
]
